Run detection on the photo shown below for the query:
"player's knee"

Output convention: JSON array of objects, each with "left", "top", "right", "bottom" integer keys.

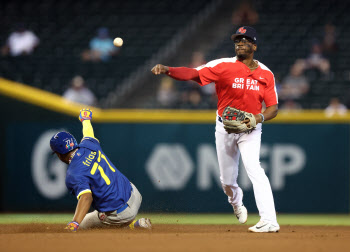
[
  {"left": 245, "top": 167, "right": 268, "bottom": 183},
  {"left": 243, "top": 160, "right": 263, "bottom": 172},
  {"left": 79, "top": 210, "right": 101, "bottom": 229},
  {"left": 221, "top": 184, "right": 234, "bottom": 197}
]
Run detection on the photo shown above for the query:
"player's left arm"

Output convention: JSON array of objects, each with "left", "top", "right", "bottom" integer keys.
[
  {"left": 255, "top": 73, "right": 279, "bottom": 123},
  {"left": 254, "top": 104, "right": 278, "bottom": 123},
  {"left": 66, "top": 193, "right": 93, "bottom": 232}
]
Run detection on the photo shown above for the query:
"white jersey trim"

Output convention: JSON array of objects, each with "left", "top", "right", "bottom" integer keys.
[
  {"left": 258, "top": 61, "right": 273, "bottom": 74},
  {"left": 196, "top": 57, "right": 237, "bottom": 70},
  {"left": 77, "top": 189, "right": 92, "bottom": 200},
  {"left": 273, "top": 76, "right": 279, "bottom": 104}
]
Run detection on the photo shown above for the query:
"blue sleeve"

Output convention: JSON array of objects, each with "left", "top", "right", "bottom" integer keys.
[{"left": 66, "top": 175, "right": 91, "bottom": 200}]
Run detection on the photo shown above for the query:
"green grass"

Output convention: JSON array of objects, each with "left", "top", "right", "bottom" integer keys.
[{"left": 0, "top": 213, "right": 349, "bottom": 226}]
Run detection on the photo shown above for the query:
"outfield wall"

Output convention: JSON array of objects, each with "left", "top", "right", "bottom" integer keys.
[{"left": 1, "top": 79, "right": 349, "bottom": 213}]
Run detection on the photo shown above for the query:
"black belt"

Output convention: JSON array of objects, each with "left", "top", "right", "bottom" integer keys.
[{"left": 218, "top": 116, "right": 222, "bottom": 123}]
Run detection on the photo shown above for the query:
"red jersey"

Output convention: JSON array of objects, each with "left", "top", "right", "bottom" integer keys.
[{"left": 195, "top": 57, "right": 278, "bottom": 116}]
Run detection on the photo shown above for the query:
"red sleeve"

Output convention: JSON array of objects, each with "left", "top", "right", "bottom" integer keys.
[
  {"left": 264, "top": 73, "right": 278, "bottom": 107},
  {"left": 196, "top": 61, "right": 221, "bottom": 86},
  {"left": 167, "top": 67, "right": 200, "bottom": 82}
]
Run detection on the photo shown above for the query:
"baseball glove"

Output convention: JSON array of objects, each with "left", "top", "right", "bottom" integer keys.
[{"left": 222, "top": 106, "right": 257, "bottom": 134}]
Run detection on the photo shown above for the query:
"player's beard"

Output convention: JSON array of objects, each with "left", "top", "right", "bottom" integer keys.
[{"left": 235, "top": 44, "right": 254, "bottom": 60}]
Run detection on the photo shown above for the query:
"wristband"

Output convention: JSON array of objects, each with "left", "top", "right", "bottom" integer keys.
[{"left": 259, "top": 113, "right": 265, "bottom": 123}]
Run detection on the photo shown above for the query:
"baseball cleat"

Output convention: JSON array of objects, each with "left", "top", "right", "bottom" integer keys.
[
  {"left": 233, "top": 204, "right": 248, "bottom": 224},
  {"left": 248, "top": 220, "right": 280, "bottom": 233},
  {"left": 137, "top": 218, "right": 152, "bottom": 230}
]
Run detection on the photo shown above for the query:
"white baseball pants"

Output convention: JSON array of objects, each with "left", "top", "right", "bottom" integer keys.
[{"left": 215, "top": 115, "right": 278, "bottom": 225}]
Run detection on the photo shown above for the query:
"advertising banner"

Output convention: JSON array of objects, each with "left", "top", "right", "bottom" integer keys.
[{"left": 3, "top": 122, "right": 349, "bottom": 213}]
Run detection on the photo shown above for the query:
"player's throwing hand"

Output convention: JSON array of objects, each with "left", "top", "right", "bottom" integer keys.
[
  {"left": 79, "top": 108, "right": 92, "bottom": 122},
  {"left": 151, "top": 64, "right": 169, "bottom": 75}
]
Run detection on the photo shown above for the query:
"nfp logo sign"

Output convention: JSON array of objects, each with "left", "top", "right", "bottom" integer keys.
[
  {"left": 146, "top": 144, "right": 194, "bottom": 190},
  {"left": 146, "top": 143, "right": 306, "bottom": 191}
]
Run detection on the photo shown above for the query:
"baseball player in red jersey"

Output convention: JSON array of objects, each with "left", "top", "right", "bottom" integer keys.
[{"left": 151, "top": 26, "right": 279, "bottom": 232}]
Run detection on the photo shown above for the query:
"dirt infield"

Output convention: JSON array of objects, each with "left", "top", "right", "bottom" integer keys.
[{"left": 1, "top": 224, "right": 349, "bottom": 252}]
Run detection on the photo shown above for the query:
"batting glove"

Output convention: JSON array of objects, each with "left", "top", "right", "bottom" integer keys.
[
  {"left": 65, "top": 221, "right": 79, "bottom": 232},
  {"left": 79, "top": 108, "right": 93, "bottom": 122}
]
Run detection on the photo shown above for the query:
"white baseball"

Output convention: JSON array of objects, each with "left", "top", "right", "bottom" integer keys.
[{"left": 113, "top": 37, "right": 123, "bottom": 47}]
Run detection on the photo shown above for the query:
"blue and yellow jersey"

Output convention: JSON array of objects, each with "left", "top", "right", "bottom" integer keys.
[{"left": 65, "top": 121, "right": 132, "bottom": 212}]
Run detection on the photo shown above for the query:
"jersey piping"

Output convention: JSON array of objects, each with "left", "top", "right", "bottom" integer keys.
[{"left": 77, "top": 189, "right": 92, "bottom": 200}]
